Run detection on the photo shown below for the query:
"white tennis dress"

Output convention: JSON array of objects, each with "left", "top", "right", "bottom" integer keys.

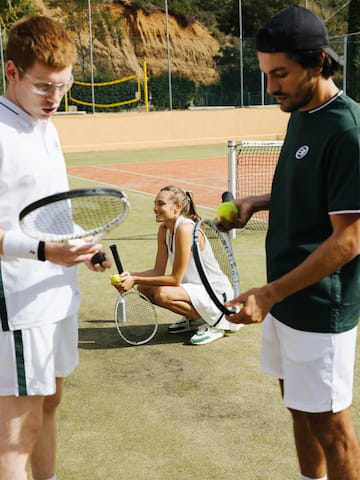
[{"left": 166, "top": 215, "right": 242, "bottom": 331}]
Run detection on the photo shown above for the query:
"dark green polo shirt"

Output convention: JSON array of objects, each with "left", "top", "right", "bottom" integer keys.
[{"left": 267, "top": 92, "right": 360, "bottom": 333}]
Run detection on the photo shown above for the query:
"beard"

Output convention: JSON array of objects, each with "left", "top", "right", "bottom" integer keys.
[{"left": 273, "top": 72, "right": 316, "bottom": 113}]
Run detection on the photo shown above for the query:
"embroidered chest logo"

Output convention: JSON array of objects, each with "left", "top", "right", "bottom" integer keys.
[{"left": 295, "top": 145, "right": 309, "bottom": 159}]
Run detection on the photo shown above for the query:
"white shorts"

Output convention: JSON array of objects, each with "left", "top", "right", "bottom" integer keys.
[
  {"left": 182, "top": 283, "right": 243, "bottom": 331},
  {"left": 0, "top": 315, "right": 78, "bottom": 397},
  {"left": 260, "top": 313, "right": 358, "bottom": 413}
]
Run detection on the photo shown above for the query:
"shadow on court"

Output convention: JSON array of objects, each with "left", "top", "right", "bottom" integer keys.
[{"left": 78, "top": 321, "right": 193, "bottom": 349}]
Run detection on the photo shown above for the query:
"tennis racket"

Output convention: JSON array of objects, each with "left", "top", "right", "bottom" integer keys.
[
  {"left": 19, "top": 188, "right": 129, "bottom": 264},
  {"left": 110, "top": 244, "right": 158, "bottom": 346},
  {"left": 192, "top": 191, "right": 240, "bottom": 318},
  {"left": 221, "top": 191, "right": 234, "bottom": 203}
]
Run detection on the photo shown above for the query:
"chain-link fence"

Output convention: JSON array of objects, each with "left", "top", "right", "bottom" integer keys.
[{"left": 1, "top": 29, "right": 359, "bottom": 112}]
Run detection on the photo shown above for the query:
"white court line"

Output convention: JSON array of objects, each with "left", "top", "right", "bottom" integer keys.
[
  {"left": 63, "top": 133, "right": 281, "bottom": 151},
  {"left": 67, "top": 175, "right": 216, "bottom": 210}
]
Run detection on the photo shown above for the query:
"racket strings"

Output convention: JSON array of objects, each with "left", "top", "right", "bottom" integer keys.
[
  {"left": 22, "top": 195, "right": 128, "bottom": 239},
  {"left": 195, "top": 221, "right": 240, "bottom": 310},
  {"left": 115, "top": 290, "right": 158, "bottom": 345},
  {"left": 201, "top": 224, "right": 235, "bottom": 296}
]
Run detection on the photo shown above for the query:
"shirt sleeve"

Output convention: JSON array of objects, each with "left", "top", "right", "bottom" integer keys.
[{"left": 326, "top": 127, "right": 360, "bottom": 214}]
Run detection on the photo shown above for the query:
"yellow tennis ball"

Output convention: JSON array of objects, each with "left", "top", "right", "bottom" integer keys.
[
  {"left": 215, "top": 202, "right": 238, "bottom": 221},
  {"left": 111, "top": 274, "right": 122, "bottom": 286}
]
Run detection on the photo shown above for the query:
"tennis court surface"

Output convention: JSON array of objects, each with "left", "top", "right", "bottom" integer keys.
[
  {"left": 68, "top": 156, "right": 227, "bottom": 209},
  {"left": 61, "top": 146, "right": 360, "bottom": 480}
]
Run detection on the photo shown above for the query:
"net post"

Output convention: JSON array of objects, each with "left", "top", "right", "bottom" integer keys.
[{"left": 227, "top": 139, "right": 237, "bottom": 240}]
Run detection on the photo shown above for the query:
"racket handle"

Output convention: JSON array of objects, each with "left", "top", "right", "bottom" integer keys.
[
  {"left": 221, "top": 191, "right": 234, "bottom": 202},
  {"left": 110, "top": 244, "right": 124, "bottom": 274},
  {"left": 91, "top": 251, "right": 106, "bottom": 265}
]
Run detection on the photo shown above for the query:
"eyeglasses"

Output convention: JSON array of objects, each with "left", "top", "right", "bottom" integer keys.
[{"left": 18, "top": 67, "right": 73, "bottom": 96}]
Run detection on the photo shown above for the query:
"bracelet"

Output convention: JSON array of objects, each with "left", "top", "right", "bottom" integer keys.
[
  {"left": 2, "top": 230, "right": 41, "bottom": 260},
  {"left": 37, "top": 241, "right": 46, "bottom": 261}
]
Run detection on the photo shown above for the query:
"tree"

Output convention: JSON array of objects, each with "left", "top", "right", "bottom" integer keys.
[
  {"left": 49, "top": 0, "right": 123, "bottom": 80},
  {"left": 216, "top": 0, "right": 298, "bottom": 37},
  {"left": 0, "top": 0, "right": 39, "bottom": 94},
  {"left": 0, "top": 0, "right": 38, "bottom": 29}
]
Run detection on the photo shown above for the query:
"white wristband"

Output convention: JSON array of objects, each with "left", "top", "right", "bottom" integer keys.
[{"left": 2, "top": 230, "right": 40, "bottom": 260}]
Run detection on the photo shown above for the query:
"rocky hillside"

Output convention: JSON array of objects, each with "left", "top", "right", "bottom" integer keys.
[{"left": 35, "top": 0, "right": 220, "bottom": 84}]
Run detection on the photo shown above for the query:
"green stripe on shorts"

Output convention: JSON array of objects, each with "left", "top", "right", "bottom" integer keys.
[{"left": 14, "top": 331, "right": 27, "bottom": 396}]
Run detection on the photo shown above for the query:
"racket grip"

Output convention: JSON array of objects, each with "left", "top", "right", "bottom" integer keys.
[
  {"left": 110, "top": 244, "right": 124, "bottom": 274},
  {"left": 91, "top": 251, "right": 106, "bottom": 265},
  {"left": 221, "top": 191, "right": 234, "bottom": 202}
]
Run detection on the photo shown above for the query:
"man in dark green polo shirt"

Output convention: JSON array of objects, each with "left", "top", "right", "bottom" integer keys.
[{"left": 219, "top": 6, "right": 360, "bottom": 480}]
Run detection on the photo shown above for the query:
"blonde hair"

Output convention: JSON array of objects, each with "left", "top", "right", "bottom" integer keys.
[
  {"left": 6, "top": 16, "right": 76, "bottom": 71},
  {"left": 160, "top": 185, "right": 201, "bottom": 222}
]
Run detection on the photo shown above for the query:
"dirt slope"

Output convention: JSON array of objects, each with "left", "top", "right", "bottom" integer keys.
[{"left": 35, "top": 0, "right": 220, "bottom": 84}]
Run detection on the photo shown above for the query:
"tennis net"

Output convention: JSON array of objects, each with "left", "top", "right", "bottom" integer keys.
[{"left": 228, "top": 140, "right": 283, "bottom": 231}]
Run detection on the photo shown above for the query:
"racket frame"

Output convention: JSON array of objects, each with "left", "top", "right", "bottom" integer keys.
[
  {"left": 114, "top": 290, "right": 158, "bottom": 346},
  {"left": 192, "top": 219, "right": 240, "bottom": 316},
  {"left": 19, "top": 187, "right": 129, "bottom": 243},
  {"left": 110, "top": 244, "right": 158, "bottom": 346}
]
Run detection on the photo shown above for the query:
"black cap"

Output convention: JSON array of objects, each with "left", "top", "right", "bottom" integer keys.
[{"left": 256, "top": 6, "right": 343, "bottom": 66}]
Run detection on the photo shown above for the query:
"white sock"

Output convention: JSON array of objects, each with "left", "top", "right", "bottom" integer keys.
[{"left": 300, "top": 474, "right": 327, "bottom": 480}]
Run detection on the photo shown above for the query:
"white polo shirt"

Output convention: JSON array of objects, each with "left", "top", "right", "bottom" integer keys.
[{"left": 0, "top": 96, "right": 80, "bottom": 330}]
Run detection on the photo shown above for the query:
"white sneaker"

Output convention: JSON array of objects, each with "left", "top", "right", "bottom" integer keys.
[
  {"left": 168, "top": 317, "right": 205, "bottom": 334},
  {"left": 190, "top": 325, "right": 225, "bottom": 345}
]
